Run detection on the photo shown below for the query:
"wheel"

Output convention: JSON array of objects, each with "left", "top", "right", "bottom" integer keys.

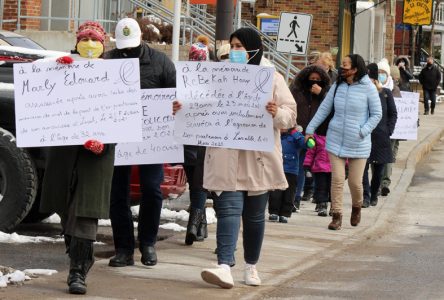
[{"left": 0, "top": 128, "right": 38, "bottom": 232}]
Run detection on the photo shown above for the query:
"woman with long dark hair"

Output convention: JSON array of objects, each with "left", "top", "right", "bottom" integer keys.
[
  {"left": 173, "top": 27, "right": 296, "bottom": 288},
  {"left": 305, "top": 54, "right": 382, "bottom": 231}
]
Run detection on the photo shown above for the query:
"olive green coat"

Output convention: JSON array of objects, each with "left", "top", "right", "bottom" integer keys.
[{"left": 40, "top": 145, "right": 115, "bottom": 219}]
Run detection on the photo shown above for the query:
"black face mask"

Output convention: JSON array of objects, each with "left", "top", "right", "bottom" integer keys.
[
  {"left": 338, "top": 67, "right": 352, "bottom": 80},
  {"left": 307, "top": 80, "right": 325, "bottom": 88},
  {"left": 119, "top": 45, "right": 142, "bottom": 58}
]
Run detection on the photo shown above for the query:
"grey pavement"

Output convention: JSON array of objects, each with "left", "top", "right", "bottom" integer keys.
[{"left": 3, "top": 103, "right": 444, "bottom": 300}]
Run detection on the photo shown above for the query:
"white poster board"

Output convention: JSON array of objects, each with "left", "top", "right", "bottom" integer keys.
[
  {"left": 13, "top": 58, "right": 142, "bottom": 147},
  {"left": 174, "top": 61, "right": 275, "bottom": 152},
  {"left": 391, "top": 91, "right": 419, "bottom": 140},
  {"left": 115, "top": 88, "right": 184, "bottom": 165}
]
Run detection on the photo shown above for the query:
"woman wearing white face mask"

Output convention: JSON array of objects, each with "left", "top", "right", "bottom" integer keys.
[
  {"left": 377, "top": 58, "right": 394, "bottom": 91},
  {"left": 173, "top": 27, "right": 296, "bottom": 288}
]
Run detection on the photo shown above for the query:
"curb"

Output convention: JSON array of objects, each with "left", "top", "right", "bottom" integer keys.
[{"left": 242, "top": 127, "right": 444, "bottom": 300}]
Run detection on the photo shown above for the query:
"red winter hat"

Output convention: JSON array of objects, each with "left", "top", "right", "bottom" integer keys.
[{"left": 76, "top": 21, "right": 106, "bottom": 45}]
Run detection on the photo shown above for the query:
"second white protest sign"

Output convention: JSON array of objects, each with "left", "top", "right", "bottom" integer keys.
[{"left": 174, "top": 61, "right": 275, "bottom": 152}]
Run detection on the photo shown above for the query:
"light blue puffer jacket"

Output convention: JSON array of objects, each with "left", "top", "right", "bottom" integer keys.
[{"left": 306, "top": 75, "right": 382, "bottom": 158}]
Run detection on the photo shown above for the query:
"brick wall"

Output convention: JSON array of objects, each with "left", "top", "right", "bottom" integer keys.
[
  {"left": 385, "top": 3, "right": 396, "bottom": 63},
  {"left": 2, "top": 0, "right": 42, "bottom": 31},
  {"left": 208, "top": 1, "right": 340, "bottom": 55}
]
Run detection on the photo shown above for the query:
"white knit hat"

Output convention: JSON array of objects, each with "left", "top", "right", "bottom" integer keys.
[{"left": 377, "top": 58, "right": 391, "bottom": 76}]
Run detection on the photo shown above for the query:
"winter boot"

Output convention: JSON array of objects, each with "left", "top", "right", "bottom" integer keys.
[
  {"left": 328, "top": 213, "right": 342, "bottom": 230},
  {"left": 317, "top": 202, "right": 328, "bottom": 217},
  {"left": 197, "top": 208, "right": 208, "bottom": 241},
  {"left": 350, "top": 206, "right": 361, "bottom": 226},
  {"left": 185, "top": 208, "right": 204, "bottom": 245},
  {"left": 362, "top": 198, "right": 370, "bottom": 208},
  {"left": 370, "top": 197, "right": 378, "bottom": 207},
  {"left": 67, "top": 237, "right": 94, "bottom": 295}
]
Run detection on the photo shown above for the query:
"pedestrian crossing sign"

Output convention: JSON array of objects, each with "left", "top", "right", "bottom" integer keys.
[{"left": 276, "top": 12, "right": 312, "bottom": 55}]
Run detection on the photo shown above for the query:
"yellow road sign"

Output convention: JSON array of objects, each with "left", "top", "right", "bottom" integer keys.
[{"left": 402, "top": 0, "right": 433, "bottom": 25}]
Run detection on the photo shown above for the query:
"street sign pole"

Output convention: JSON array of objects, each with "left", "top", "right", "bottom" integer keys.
[{"left": 285, "top": 53, "right": 292, "bottom": 82}]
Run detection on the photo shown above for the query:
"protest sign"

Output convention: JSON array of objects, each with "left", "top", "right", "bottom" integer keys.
[
  {"left": 174, "top": 61, "right": 275, "bottom": 152},
  {"left": 115, "top": 88, "right": 184, "bottom": 165},
  {"left": 13, "top": 58, "right": 142, "bottom": 147},
  {"left": 391, "top": 91, "right": 419, "bottom": 140}
]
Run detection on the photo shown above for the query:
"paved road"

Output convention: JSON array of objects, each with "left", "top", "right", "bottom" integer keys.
[{"left": 261, "top": 138, "right": 444, "bottom": 300}]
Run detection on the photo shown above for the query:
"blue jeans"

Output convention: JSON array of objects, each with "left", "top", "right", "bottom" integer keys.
[
  {"left": 213, "top": 191, "right": 268, "bottom": 266},
  {"left": 110, "top": 164, "right": 164, "bottom": 254}
]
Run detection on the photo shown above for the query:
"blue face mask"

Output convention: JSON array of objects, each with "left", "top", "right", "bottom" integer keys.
[
  {"left": 378, "top": 73, "right": 387, "bottom": 84},
  {"left": 229, "top": 50, "right": 248, "bottom": 64}
]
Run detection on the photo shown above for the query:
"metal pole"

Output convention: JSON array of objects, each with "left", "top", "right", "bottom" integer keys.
[
  {"left": 172, "top": 0, "right": 182, "bottom": 61},
  {"left": 285, "top": 53, "right": 292, "bottom": 82},
  {"left": 17, "top": 0, "right": 21, "bottom": 30},
  {"left": 47, "top": 0, "right": 52, "bottom": 30},
  {"left": 0, "top": 0, "right": 4, "bottom": 29},
  {"left": 117, "top": 0, "right": 121, "bottom": 19},
  {"left": 216, "top": 0, "right": 233, "bottom": 40},
  {"left": 68, "top": 0, "right": 71, "bottom": 31},
  {"left": 235, "top": 0, "right": 241, "bottom": 30}
]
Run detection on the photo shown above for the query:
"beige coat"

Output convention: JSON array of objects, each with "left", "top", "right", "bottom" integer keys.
[{"left": 203, "top": 71, "right": 296, "bottom": 192}]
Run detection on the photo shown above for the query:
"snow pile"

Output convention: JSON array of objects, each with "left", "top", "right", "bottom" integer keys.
[
  {"left": 0, "top": 83, "right": 14, "bottom": 91},
  {"left": 205, "top": 207, "right": 217, "bottom": 224},
  {"left": 159, "top": 223, "right": 186, "bottom": 232},
  {"left": 161, "top": 208, "right": 189, "bottom": 222},
  {"left": 145, "top": 15, "right": 162, "bottom": 25},
  {"left": 23, "top": 269, "right": 58, "bottom": 276},
  {"left": 0, "top": 270, "right": 31, "bottom": 288},
  {"left": 98, "top": 219, "right": 111, "bottom": 226},
  {"left": 0, "top": 267, "right": 57, "bottom": 288},
  {"left": 41, "top": 213, "right": 61, "bottom": 224},
  {"left": 147, "top": 24, "right": 160, "bottom": 35},
  {"left": 0, "top": 231, "right": 63, "bottom": 244},
  {"left": 131, "top": 205, "right": 140, "bottom": 217}
]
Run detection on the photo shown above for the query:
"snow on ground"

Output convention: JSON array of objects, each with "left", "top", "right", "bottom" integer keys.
[
  {"left": 0, "top": 268, "right": 57, "bottom": 288},
  {"left": 0, "top": 231, "right": 63, "bottom": 244},
  {"left": 159, "top": 223, "right": 186, "bottom": 232},
  {"left": 41, "top": 213, "right": 61, "bottom": 224},
  {"left": 0, "top": 270, "right": 30, "bottom": 288},
  {"left": 161, "top": 208, "right": 189, "bottom": 222},
  {"left": 23, "top": 269, "right": 58, "bottom": 276}
]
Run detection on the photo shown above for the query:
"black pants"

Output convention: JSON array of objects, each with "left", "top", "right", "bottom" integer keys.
[
  {"left": 363, "top": 162, "right": 385, "bottom": 201},
  {"left": 313, "top": 172, "right": 331, "bottom": 204},
  {"left": 268, "top": 173, "right": 297, "bottom": 217},
  {"left": 110, "top": 164, "right": 164, "bottom": 255},
  {"left": 423, "top": 88, "right": 437, "bottom": 112}
]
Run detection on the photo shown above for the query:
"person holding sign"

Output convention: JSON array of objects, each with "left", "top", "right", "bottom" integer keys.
[
  {"left": 362, "top": 63, "right": 397, "bottom": 208},
  {"left": 305, "top": 54, "right": 382, "bottom": 231},
  {"left": 174, "top": 27, "right": 296, "bottom": 288},
  {"left": 39, "top": 21, "right": 114, "bottom": 295},
  {"left": 105, "top": 18, "right": 176, "bottom": 268}
]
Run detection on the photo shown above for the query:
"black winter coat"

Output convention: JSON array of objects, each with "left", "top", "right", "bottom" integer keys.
[
  {"left": 105, "top": 42, "right": 176, "bottom": 89},
  {"left": 418, "top": 65, "right": 441, "bottom": 90},
  {"left": 399, "top": 67, "right": 413, "bottom": 92},
  {"left": 368, "top": 88, "right": 398, "bottom": 164}
]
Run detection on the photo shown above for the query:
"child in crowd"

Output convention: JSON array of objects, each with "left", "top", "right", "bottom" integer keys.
[
  {"left": 303, "top": 134, "right": 331, "bottom": 216},
  {"left": 268, "top": 126, "right": 305, "bottom": 223}
]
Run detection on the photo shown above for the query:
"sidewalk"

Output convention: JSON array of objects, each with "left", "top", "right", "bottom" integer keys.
[{"left": 10, "top": 105, "right": 444, "bottom": 300}]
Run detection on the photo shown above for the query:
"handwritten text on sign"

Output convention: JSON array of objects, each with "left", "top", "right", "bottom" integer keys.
[
  {"left": 174, "top": 62, "right": 275, "bottom": 152},
  {"left": 13, "top": 58, "right": 142, "bottom": 147},
  {"left": 115, "top": 88, "right": 184, "bottom": 165},
  {"left": 391, "top": 91, "right": 419, "bottom": 140}
]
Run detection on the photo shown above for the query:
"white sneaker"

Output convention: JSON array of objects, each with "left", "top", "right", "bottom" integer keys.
[
  {"left": 244, "top": 264, "right": 261, "bottom": 286},
  {"left": 201, "top": 266, "right": 234, "bottom": 289}
]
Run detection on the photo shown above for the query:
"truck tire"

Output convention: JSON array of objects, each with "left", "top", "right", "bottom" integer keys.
[{"left": 0, "top": 128, "right": 38, "bottom": 232}]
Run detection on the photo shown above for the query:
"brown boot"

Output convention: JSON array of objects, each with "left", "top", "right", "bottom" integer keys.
[
  {"left": 328, "top": 213, "right": 342, "bottom": 230},
  {"left": 350, "top": 206, "right": 361, "bottom": 226}
]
